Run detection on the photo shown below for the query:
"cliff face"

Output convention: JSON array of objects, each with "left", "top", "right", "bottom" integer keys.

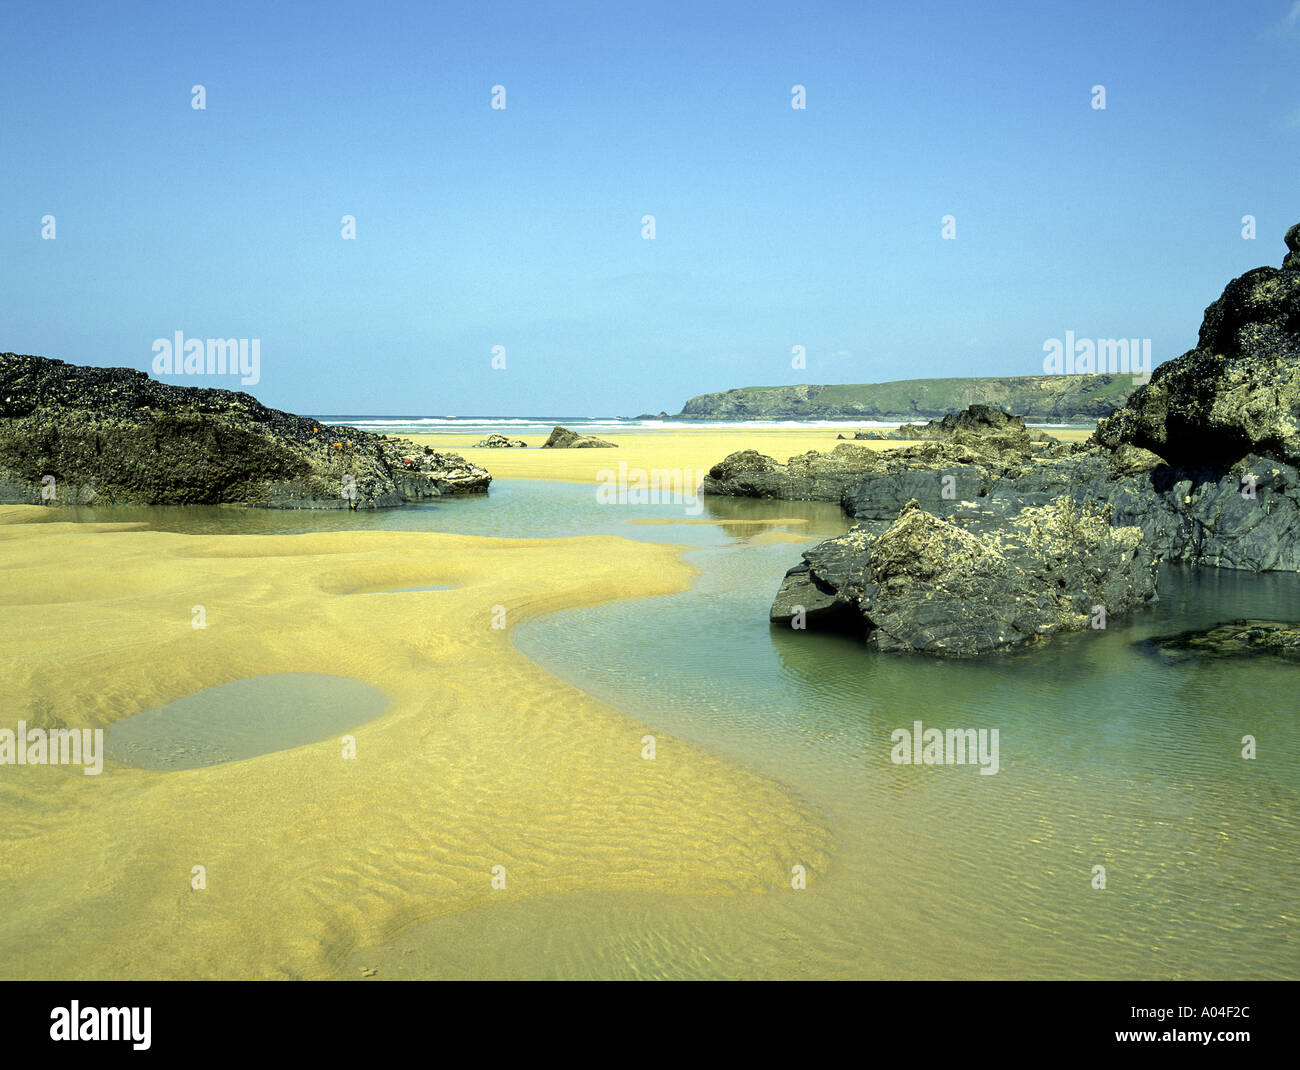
[
  {"left": 677, "top": 374, "right": 1138, "bottom": 422},
  {"left": 0, "top": 354, "right": 490, "bottom": 508}
]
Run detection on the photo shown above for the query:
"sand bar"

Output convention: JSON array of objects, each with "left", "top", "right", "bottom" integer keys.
[{"left": 0, "top": 511, "right": 831, "bottom": 979}]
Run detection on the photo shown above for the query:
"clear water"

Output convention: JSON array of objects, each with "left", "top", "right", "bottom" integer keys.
[
  {"left": 506, "top": 548, "right": 1299, "bottom": 978},
  {"left": 105, "top": 673, "right": 389, "bottom": 770},
  {"left": 32, "top": 480, "right": 847, "bottom": 547}
]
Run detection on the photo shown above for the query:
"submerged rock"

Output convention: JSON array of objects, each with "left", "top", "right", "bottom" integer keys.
[
  {"left": 0, "top": 353, "right": 491, "bottom": 508},
  {"left": 1140, "top": 619, "right": 1300, "bottom": 661},
  {"left": 771, "top": 499, "right": 1158, "bottom": 656},
  {"left": 541, "top": 425, "right": 618, "bottom": 448},
  {"left": 473, "top": 434, "right": 528, "bottom": 448}
]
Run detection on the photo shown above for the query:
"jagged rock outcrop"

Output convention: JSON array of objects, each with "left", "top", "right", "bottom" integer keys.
[
  {"left": 473, "top": 434, "right": 528, "bottom": 448},
  {"left": 0, "top": 353, "right": 490, "bottom": 508},
  {"left": 1095, "top": 224, "right": 1300, "bottom": 468},
  {"left": 771, "top": 499, "right": 1158, "bottom": 656},
  {"left": 748, "top": 225, "right": 1300, "bottom": 654},
  {"left": 541, "top": 425, "right": 618, "bottom": 448}
]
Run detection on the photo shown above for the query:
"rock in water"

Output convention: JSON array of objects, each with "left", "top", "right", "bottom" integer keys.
[
  {"left": 703, "top": 408, "right": 1055, "bottom": 512},
  {"left": 0, "top": 353, "right": 491, "bottom": 508},
  {"left": 540, "top": 425, "right": 618, "bottom": 448},
  {"left": 771, "top": 499, "right": 1158, "bottom": 656},
  {"left": 473, "top": 434, "right": 528, "bottom": 448},
  {"left": 1140, "top": 619, "right": 1300, "bottom": 661},
  {"left": 721, "top": 224, "right": 1300, "bottom": 654},
  {"left": 703, "top": 443, "right": 884, "bottom": 501}
]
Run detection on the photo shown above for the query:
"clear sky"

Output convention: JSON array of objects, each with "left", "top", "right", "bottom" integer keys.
[{"left": 2, "top": 0, "right": 1297, "bottom": 415}]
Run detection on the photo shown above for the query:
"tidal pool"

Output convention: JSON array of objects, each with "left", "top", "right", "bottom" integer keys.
[{"left": 105, "top": 673, "right": 390, "bottom": 770}]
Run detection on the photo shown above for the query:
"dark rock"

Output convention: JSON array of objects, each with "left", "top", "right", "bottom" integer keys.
[
  {"left": 772, "top": 499, "right": 1158, "bottom": 656},
  {"left": 1140, "top": 619, "right": 1300, "bottom": 661},
  {"left": 762, "top": 224, "right": 1300, "bottom": 655},
  {"left": 841, "top": 456, "right": 994, "bottom": 521},
  {"left": 0, "top": 353, "right": 490, "bottom": 508},
  {"left": 769, "top": 560, "right": 865, "bottom": 632},
  {"left": 1094, "top": 225, "right": 1300, "bottom": 468},
  {"left": 838, "top": 406, "right": 1059, "bottom": 446},
  {"left": 950, "top": 448, "right": 1300, "bottom": 573},
  {"left": 1106, "top": 443, "right": 1165, "bottom": 478},
  {"left": 706, "top": 407, "right": 1044, "bottom": 512},
  {"left": 541, "top": 425, "right": 618, "bottom": 449},
  {"left": 703, "top": 443, "right": 882, "bottom": 502},
  {"left": 473, "top": 434, "right": 528, "bottom": 448}
]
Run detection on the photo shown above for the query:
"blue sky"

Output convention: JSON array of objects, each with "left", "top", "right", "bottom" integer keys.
[{"left": 2, "top": 0, "right": 1297, "bottom": 415}]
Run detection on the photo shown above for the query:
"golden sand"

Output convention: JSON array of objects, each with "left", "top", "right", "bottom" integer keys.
[
  {"left": 407, "top": 426, "right": 1094, "bottom": 483},
  {"left": 0, "top": 510, "right": 831, "bottom": 980}
]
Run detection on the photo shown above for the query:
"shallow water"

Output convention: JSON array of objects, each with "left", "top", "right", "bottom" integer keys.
[
  {"left": 34, "top": 481, "right": 1300, "bottom": 977},
  {"left": 105, "top": 673, "right": 390, "bottom": 770},
  {"left": 504, "top": 549, "right": 1299, "bottom": 979},
  {"left": 32, "top": 480, "right": 836, "bottom": 547}
]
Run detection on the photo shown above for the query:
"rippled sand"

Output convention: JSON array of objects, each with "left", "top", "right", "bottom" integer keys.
[
  {"left": 406, "top": 426, "right": 1094, "bottom": 484},
  {"left": 0, "top": 508, "right": 831, "bottom": 979}
]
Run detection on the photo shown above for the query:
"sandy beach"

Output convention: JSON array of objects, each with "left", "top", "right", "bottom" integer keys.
[
  {"left": 2, "top": 419, "right": 1294, "bottom": 982},
  {"left": 0, "top": 479, "right": 834, "bottom": 980},
  {"left": 406, "top": 425, "right": 1095, "bottom": 483},
  {"left": 1, "top": 421, "right": 1159, "bottom": 982}
]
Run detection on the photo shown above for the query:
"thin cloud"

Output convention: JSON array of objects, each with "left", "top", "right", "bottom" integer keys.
[{"left": 1267, "top": 0, "right": 1300, "bottom": 36}]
